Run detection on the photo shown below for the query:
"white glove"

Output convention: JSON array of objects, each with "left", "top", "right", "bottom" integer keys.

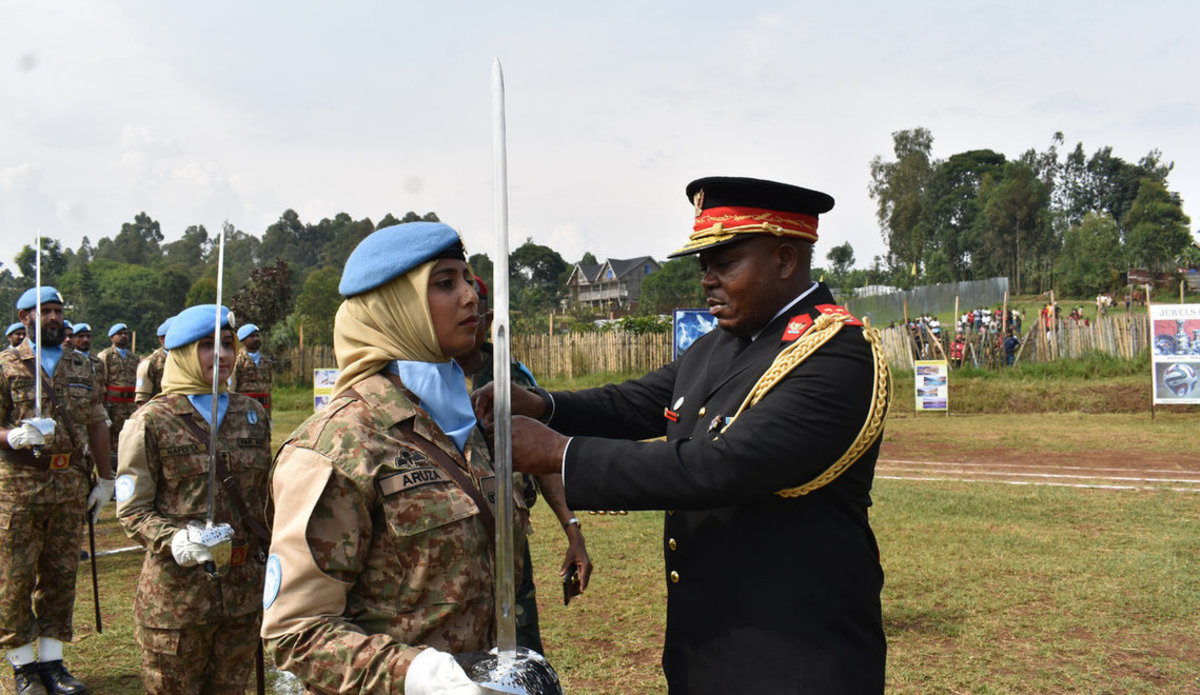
[
  {"left": 6, "top": 422, "right": 45, "bottom": 450},
  {"left": 87, "top": 477, "right": 116, "bottom": 524},
  {"left": 405, "top": 648, "right": 486, "bottom": 695},
  {"left": 170, "top": 527, "right": 214, "bottom": 568}
]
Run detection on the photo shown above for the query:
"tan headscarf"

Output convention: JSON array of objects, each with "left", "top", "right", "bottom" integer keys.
[
  {"left": 161, "top": 336, "right": 239, "bottom": 396},
  {"left": 332, "top": 260, "right": 446, "bottom": 395}
]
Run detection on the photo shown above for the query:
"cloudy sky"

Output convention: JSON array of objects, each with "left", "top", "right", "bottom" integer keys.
[{"left": 2, "top": 0, "right": 1198, "bottom": 277}]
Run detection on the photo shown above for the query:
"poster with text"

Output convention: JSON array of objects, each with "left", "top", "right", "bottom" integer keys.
[
  {"left": 673, "top": 309, "right": 719, "bottom": 359},
  {"left": 1150, "top": 304, "right": 1200, "bottom": 405},
  {"left": 313, "top": 368, "right": 340, "bottom": 411},
  {"left": 914, "top": 360, "right": 949, "bottom": 412}
]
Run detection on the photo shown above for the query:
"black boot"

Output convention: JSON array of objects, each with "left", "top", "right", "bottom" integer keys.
[
  {"left": 12, "top": 663, "right": 48, "bottom": 695},
  {"left": 37, "top": 661, "right": 87, "bottom": 695}
]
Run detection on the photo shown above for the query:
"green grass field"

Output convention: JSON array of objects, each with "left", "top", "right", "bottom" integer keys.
[{"left": 28, "top": 378, "right": 1199, "bottom": 694}]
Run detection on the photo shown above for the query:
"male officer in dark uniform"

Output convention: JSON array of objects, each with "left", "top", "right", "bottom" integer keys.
[{"left": 486, "top": 176, "right": 890, "bottom": 693}]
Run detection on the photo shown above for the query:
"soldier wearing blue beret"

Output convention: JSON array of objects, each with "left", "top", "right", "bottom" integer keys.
[
  {"left": 487, "top": 176, "right": 891, "bottom": 694},
  {"left": 229, "top": 324, "right": 273, "bottom": 415},
  {"left": 1, "top": 286, "right": 113, "bottom": 695},
  {"left": 135, "top": 317, "right": 175, "bottom": 407},
  {"left": 69, "top": 325, "right": 105, "bottom": 397},
  {"left": 5, "top": 323, "right": 25, "bottom": 350},
  {"left": 263, "top": 221, "right": 554, "bottom": 693},
  {"left": 116, "top": 303, "right": 271, "bottom": 694},
  {"left": 97, "top": 323, "right": 138, "bottom": 467}
]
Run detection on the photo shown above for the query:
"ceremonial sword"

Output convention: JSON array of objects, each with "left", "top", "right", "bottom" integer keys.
[
  {"left": 459, "top": 59, "right": 563, "bottom": 695},
  {"left": 491, "top": 56, "right": 518, "bottom": 660},
  {"left": 30, "top": 232, "right": 53, "bottom": 458},
  {"left": 192, "top": 221, "right": 235, "bottom": 579}
]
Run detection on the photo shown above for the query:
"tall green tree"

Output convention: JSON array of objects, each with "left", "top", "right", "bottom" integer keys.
[
  {"left": 162, "top": 225, "right": 210, "bottom": 273},
  {"left": 1122, "top": 179, "right": 1193, "bottom": 270},
  {"left": 94, "top": 212, "right": 163, "bottom": 266},
  {"left": 1055, "top": 143, "right": 1172, "bottom": 230},
  {"left": 869, "top": 127, "right": 938, "bottom": 284},
  {"left": 293, "top": 267, "right": 341, "bottom": 346},
  {"left": 260, "top": 209, "right": 326, "bottom": 289},
  {"left": 637, "top": 257, "right": 704, "bottom": 314},
  {"left": 972, "top": 162, "right": 1052, "bottom": 293},
  {"left": 510, "top": 238, "right": 568, "bottom": 315},
  {"left": 927, "top": 149, "right": 1008, "bottom": 280},
  {"left": 15, "top": 238, "right": 68, "bottom": 284},
  {"left": 315, "top": 213, "right": 376, "bottom": 270},
  {"left": 1053, "top": 213, "right": 1124, "bottom": 296}
]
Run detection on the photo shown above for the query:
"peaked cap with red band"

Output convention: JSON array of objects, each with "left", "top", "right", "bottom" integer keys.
[{"left": 668, "top": 176, "right": 835, "bottom": 258}]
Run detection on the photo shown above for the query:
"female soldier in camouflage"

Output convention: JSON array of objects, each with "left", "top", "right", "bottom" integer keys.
[
  {"left": 262, "top": 221, "right": 527, "bottom": 694},
  {"left": 115, "top": 304, "right": 271, "bottom": 694}
]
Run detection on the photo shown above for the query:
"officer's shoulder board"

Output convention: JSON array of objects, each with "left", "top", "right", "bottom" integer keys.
[{"left": 782, "top": 304, "right": 862, "bottom": 343}]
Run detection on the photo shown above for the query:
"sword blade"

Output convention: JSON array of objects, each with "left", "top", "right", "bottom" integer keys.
[
  {"left": 34, "top": 231, "right": 42, "bottom": 418},
  {"left": 491, "top": 57, "right": 517, "bottom": 658},
  {"left": 207, "top": 222, "right": 228, "bottom": 526}
]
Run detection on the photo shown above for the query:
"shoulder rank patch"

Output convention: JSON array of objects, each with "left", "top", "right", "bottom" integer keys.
[
  {"left": 815, "top": 304, "right": 863, "bottom": 327},
  {"left": 782, "top": 314, "right": 813, "bottom": 342},
  {"left": 247, "top": 410, "right": 258, "bottom": 425},
  {"left": 376, "top": 467, "right": 451, "bottom": 496}
]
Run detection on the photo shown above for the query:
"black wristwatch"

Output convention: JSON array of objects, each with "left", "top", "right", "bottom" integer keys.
[{"left": 528, "top": 387, "right": 554, "bottom": 424}]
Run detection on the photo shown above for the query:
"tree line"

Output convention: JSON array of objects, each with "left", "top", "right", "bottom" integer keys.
[
  {"left": 860, "top": 128, "right": 1198, "bottom": 296},
  {"left": 1, "top": 207, "right": 707, "bottom": 349}
]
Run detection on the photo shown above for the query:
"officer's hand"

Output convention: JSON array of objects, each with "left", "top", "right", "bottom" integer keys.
[
  {"left": 170, "top": 528, "right": 214, "bottom": 568},
  {"left": 511, "top": 416, "right": 568, "bottom": 477},
  {"left": 404, "top": 648, "right": 486, "bottom": 695},
  {"left": 561, "top": 528, "right": 593, "bottom": 593},
  {"left": 87, "top": 477, "right": 116, "bottom": 524},
  {"left": 471, "top": 382, "right": 548, "bottom": 428},
  {"left": 6, "top": 422, "right": 45, "bottom": 450}
]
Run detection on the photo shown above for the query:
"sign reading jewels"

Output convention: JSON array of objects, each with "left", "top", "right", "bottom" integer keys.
[{"left": 1150, "top": 304, "right": 1200, "bottom": 405}]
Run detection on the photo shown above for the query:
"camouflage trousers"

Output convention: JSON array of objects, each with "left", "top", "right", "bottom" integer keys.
[
  {"left": 109, "top": 402, "right": 137, "bottom": 462},
  {"left": 137, "top": 612, "right": 261, "bottom": 695},
  {"left": 0, "top": 498, "right": 86, "bottom": 648}
]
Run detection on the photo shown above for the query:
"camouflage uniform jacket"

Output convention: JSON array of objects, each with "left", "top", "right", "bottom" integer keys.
[
  {"left": 98, "top": 346, "right": 139, "bottom": 411},
  {"left": 229, "top": 349, "right": 273, "bottom": 410},
  {"left": 116, "top": 392, "right": 271, "bottom": 628},
  {"left": 135, "top": 348, "right": 167, "bottom": 406},
  {"left": 0, "top": 341, "right": 106, "bottom": 505},
  {"left": 262, "top": 371, "right": 527, "bottom": 695}
]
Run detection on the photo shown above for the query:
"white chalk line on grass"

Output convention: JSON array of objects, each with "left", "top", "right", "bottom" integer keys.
[
  {"left": 877, "top": 474, "right": 1200, "bottom": 493},
  {"left": 879, "top": 458, "right": 1200, "bottom": 476},
  {"left": 878, "top": 466, "right": 1200, "bottom": 486}
]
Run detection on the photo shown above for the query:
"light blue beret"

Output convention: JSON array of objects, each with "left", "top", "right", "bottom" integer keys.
[
  {"left": 108, "top": 323, "right": 128, "bottom": 337},
  {"left": 16, "top": 287, "right": 64, "bottom": 310},
  {"left": 73, "top": 323, "right": 92, "bottom": 334},
  {"left": 165, "top": 305, "right": 233, "bottom": 350},
  {"left": 6, "top": 322, "right": 24, "bottom": 336},
  {"left": 63, "top": 321, "right": 73, "bottom": 331},
  {"left": 338, "top": 222, "right": 464, "bottom": 297},
  {"left": 237, "top": 323, "right": 260, "bottom": 341},
  {"left": 157, "top": 316, "right": 175, "bottom": 337}
]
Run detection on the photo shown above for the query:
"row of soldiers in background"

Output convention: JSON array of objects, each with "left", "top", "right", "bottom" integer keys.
[
  {"left": 6, "top": 317, "right": 274, "bottom": 442},
  {"left": 1, "top": 300, "right": 273, "bottom": 695}
]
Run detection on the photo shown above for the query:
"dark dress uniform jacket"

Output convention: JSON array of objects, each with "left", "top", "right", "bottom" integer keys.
[{"left": 550, "top": 284, "right": 886, "bottom": 694}]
